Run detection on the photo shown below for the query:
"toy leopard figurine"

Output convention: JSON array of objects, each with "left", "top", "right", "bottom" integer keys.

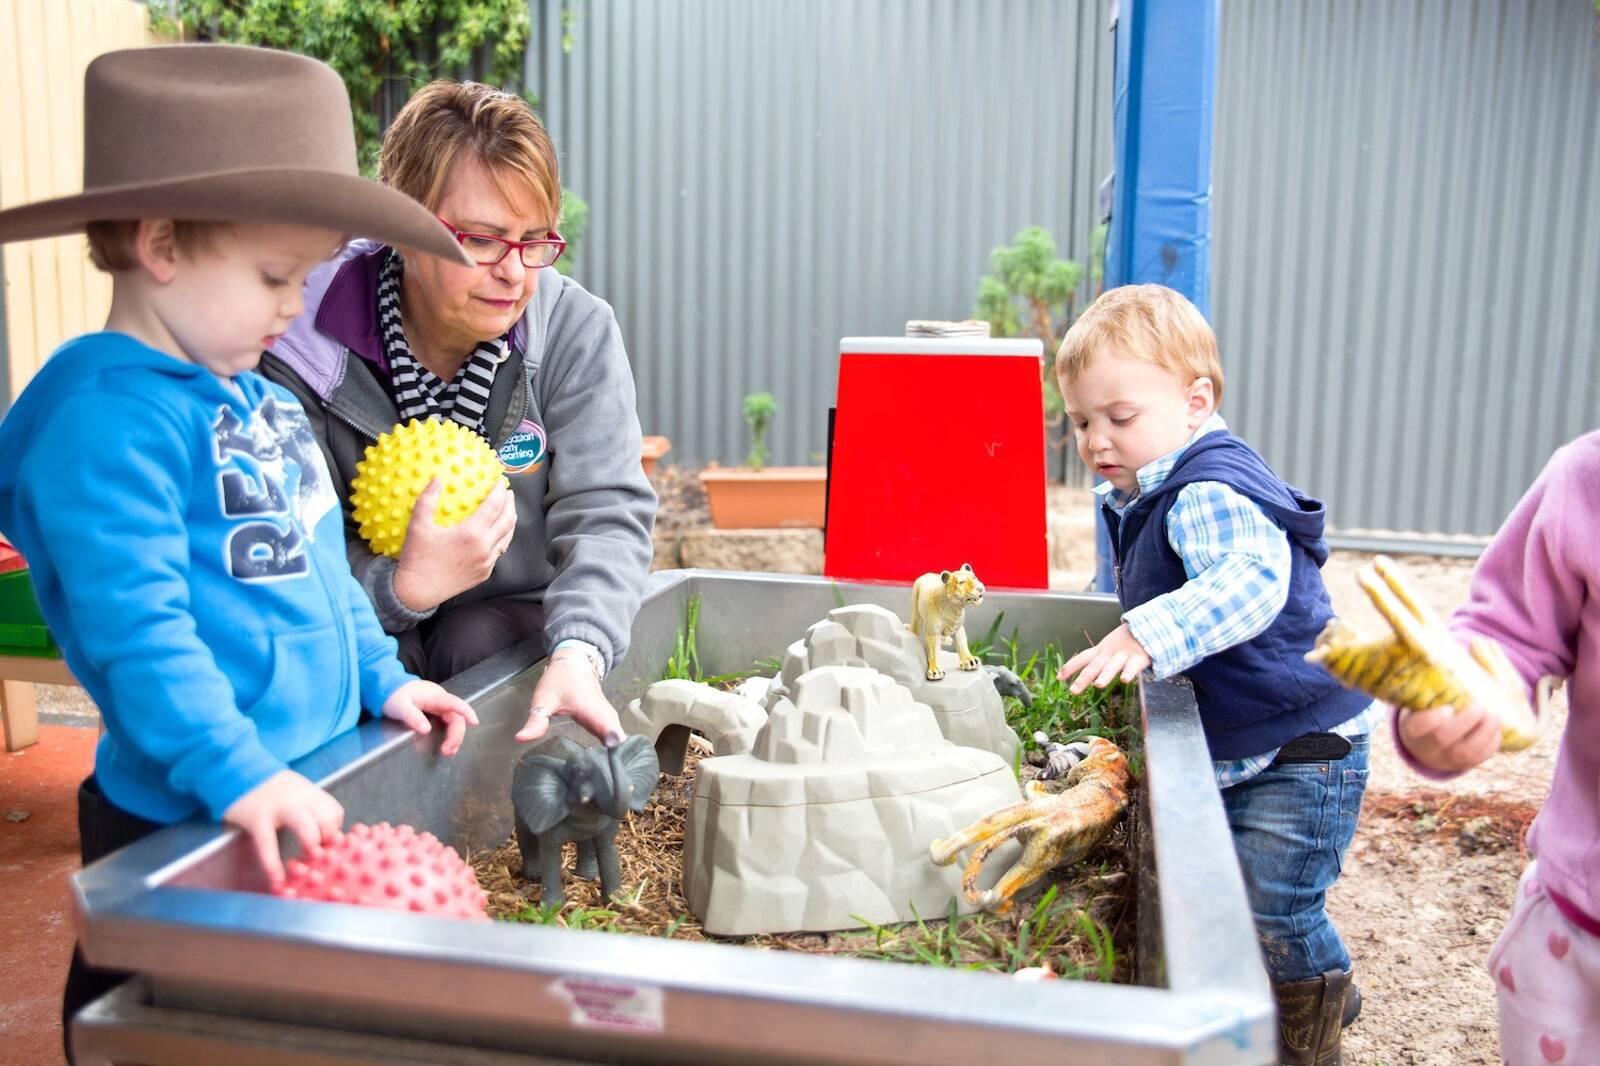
[{"left": 909, "top": 563, "right": 985, "bottom": 681}]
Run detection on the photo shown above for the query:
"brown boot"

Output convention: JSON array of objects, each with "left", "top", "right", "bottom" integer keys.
[{"left": 1273, "top": 967, "right": 1351, "bottom": 1065}]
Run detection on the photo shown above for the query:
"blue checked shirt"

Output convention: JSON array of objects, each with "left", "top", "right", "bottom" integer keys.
[{"left": 1098, "top": 414, "right": 1383, "bottom": 789}]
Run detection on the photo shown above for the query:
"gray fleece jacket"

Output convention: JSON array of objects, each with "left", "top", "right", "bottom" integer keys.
[{"left": 259, "top": 241, "right": 655, "bottom": 672}]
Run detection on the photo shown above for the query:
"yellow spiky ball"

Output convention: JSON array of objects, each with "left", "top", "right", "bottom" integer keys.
[{"left": 350, "top": 419, "right": 507, "bottom": 558}]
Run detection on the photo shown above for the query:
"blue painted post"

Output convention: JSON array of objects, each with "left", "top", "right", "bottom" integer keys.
[{"left": 1094, "top": 0, "right": 1218, "bottom": 592}]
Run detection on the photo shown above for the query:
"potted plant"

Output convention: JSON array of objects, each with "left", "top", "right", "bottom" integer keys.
[
  {"left": 640, "top": 435, "right": 672, "bottom": 478},
  {"left": 699, "top": 393, "right": 827, "bottom": 529}
]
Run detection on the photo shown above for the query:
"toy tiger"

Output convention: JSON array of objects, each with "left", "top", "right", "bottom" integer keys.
[{"left": 909, "top": 563, "right": 986, "bottom": 681}]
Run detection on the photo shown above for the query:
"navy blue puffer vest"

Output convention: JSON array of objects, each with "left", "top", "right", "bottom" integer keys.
[{"left": 1103, "top": 431, "right": 1369, "bottom": 760}]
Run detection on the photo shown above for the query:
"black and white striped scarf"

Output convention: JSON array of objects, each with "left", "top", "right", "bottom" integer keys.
[{"left": 377, "top": 249, "right": 508, "bottom": 439}]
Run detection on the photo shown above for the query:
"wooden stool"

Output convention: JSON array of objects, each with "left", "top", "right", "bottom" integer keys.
[{"left": 0, "top": 654, "right": 76, "bottom": 751}]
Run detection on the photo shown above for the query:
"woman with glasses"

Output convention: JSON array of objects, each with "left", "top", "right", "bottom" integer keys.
[{"left": 262, "top": 80, "right": 654, "bottom": 746}]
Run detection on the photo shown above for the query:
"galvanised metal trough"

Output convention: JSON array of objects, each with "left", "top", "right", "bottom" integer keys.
[{"left": 72, "top": 569, "right": 1274, "bottom": 1066}]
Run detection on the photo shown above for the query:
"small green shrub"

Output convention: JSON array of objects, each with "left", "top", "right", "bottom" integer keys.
[{"left": 742, "top": 392, "right": 777, "bottom": 470}]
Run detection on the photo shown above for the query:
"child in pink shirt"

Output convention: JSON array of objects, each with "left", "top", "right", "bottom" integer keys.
[{"left": 1395, "top": 431, "right": 1600, "bottom": 1064}]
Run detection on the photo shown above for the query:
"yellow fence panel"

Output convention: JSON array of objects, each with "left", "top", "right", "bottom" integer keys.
[{"left": 1, "top": 0, "right": 153, "bottom": 404}]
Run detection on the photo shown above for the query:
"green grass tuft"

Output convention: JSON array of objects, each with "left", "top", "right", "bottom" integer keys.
[
  {"left": 846, "top": 889, "right": 1119, "bottom": 977},
  {"left": 662, "top": 594, "right": 703, "bottom": 681}
]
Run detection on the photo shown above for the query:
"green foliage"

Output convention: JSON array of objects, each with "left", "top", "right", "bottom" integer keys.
[
  {"left": 742, "top": 392, "right": 778, "bottom": 471},
  {"left": 965, "top": 610, "right": 1007, "bottom": 664},
  {"left": 504, "top": 879, "right": 658, "bottom": 929},
  {"left": 554, "top": 187, "right": 590, "bottom": 276},
  {"left": 662, "top": 594, "right": 703, "bottom": 682},
  {"left": 1089, "top": 221, "right": 1108, "bottom": 291},
  {"left": 504, "top": 900, "right": 625, "bottom": 930},
  {"left": 848, "top": 889, "right": 1117, "bottom": 978},
  {"left": 150, "top": 0, "right": 589, "bottom": 271},
  {"left": 974, "top": 226, "right": 1097, "bottom": 421},
  {"left": 985, "top": 628, "right": 1141, "bottom": 773},
  {"left": 151, "top": 1, "right": 529, "bottom": 171}
]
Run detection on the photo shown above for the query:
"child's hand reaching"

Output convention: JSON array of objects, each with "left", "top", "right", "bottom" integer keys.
[
  {"left": 382, "top": 679, "right": 480, "bottom": 756},
  {"left": 1396, "top": 702, "right": 1503, "bottom": 774},
  {"left": 223, "top": 769, "right": 344, "bottom": 887},
  {"left": 1057, "top": 623, "right": 1153, "bottom": 694}
]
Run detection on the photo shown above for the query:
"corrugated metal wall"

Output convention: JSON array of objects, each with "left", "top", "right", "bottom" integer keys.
[
  {"left": 538, "top": 1, "right": 1598, "bottom": 538},
  {"left": 530, "top": 0, "right": 1112, "bottom": 473},
  {"left": 1214, "top": 0, "right": 1600, "bottom": 539}
]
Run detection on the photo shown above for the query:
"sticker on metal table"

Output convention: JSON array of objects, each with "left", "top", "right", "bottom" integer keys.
[{"left": 550, "top": 976, "right": 664, "bottom": 1033}]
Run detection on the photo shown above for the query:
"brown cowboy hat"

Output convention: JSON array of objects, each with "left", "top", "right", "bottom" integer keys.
[{"left": 0, "top": 44, "right": 471, "bottom": 265}]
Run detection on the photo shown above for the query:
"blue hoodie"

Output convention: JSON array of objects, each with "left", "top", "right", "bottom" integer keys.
[{"left": 0, "top": 333, "right": 414, "bottom": 823}]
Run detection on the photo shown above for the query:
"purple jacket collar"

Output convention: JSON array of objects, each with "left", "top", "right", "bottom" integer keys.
[
  {"left": 313, "top": 247, "right": 389, "bottom": 366},
  {"left": 270, "top": 240, "right": 528, "bottom": 400}
]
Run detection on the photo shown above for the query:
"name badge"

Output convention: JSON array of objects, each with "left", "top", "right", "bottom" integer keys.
[{"left": 499, "top": 420, "right": 547, "bottom": 474}]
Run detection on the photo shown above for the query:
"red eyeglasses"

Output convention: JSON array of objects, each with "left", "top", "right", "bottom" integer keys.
[{"left": 437, "top": 217, "right": 566, "bottom": 268}]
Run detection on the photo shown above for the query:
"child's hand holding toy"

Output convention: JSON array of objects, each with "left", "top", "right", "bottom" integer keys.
[
  {"left": 1395, "top": 702, "right": 1505, "bottom": 774},
  {"left": 223, "top": 770, "right": 346, "bottom": 887}
]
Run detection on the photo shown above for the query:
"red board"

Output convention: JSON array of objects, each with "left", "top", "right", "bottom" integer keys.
[{"left": 824, "top": 339, "right": 1048, "bottom": 588}]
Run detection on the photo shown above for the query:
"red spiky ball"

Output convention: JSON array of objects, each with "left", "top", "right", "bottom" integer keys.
[{"left": 274, "top": 821, "right": 489, "bottom": 922}]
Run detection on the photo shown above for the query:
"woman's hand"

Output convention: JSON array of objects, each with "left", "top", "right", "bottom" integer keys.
[
  {"left": 1056, "top": 623, "right": 1153, "bottom": 694},
  {"left": 1396, "top": 703, "right": 1502, "bottom": 774},
  {"left": 392, "top": 477, "right": 517, "bottom": 611},
  {"left": 381, "top": 679, "right": 480, "bottom": 756},
  {"left": 516, "top": 653, "right": 623, "bottom": 745}
]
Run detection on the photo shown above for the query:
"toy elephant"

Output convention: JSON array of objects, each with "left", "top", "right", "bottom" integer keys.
[{"left": 511, "top": 734, "right": 661, "bottom": 908}]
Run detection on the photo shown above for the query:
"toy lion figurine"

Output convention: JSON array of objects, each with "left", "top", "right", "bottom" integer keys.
[{"left": 909, "top": 563, "right": 985, "bottom": 681}]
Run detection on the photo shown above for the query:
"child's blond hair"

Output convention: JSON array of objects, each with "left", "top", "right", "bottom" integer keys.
[{"left": 1055, "top": 284, "right": 1224, "bottom": 403}]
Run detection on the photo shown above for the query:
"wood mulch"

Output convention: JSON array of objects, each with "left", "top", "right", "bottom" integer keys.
[{"left": 470, "top": 745, "right": 1140, "bottom": 981}]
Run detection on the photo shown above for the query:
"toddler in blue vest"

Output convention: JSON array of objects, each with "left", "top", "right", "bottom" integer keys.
[{"left": 1053, "top": 284, "right": 1377, "bottom": 1065}]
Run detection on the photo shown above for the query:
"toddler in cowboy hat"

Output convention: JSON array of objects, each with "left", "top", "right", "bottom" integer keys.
[{"left": 0, "top": 45, "right": 480, "bottom": 1058}]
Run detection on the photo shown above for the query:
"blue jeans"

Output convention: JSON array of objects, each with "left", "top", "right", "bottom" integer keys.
[{"left": 1221, "top": 735, "right": 1370, "bottom": 984}]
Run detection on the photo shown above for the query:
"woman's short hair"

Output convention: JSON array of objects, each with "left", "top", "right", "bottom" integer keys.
[
  {"left": 1055, "top": 284, "right": 1225, "bottom": 404},
  {"left": 379, "top": 80, "right": 561, "bottom": 225}
]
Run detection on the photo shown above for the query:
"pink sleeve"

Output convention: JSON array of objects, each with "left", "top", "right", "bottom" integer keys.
[
  {"left": 1448, "top": 444, "right": 1583, "bottom": 688},
  {"left": 1392, "top": 440, "right": 1588, "bottom": 776}
]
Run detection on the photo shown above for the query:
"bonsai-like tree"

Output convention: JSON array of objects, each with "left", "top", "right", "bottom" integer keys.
[
  {"left": 742, "top": 392, "right": 777, "bottom": 471},
  {"left": 974, "top": 225, "right": 1104, "bottom": 421}
]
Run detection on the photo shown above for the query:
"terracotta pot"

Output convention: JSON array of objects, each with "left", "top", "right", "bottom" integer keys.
[
  {"left": 640, "top": 435, "right": 672, "bottom": 478},
  {"left": 699, "top": 466, "right": 828, "bottom": 529}
]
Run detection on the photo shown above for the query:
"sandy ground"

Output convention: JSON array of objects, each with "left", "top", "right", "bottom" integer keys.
[{"left": 30, "top": 485, "right": 1552, "bottom": 1064}]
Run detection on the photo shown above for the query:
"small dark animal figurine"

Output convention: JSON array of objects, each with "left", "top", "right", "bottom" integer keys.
[
  {"left": 511, "top": 734, "right": 661, "bottom": 907},
  {"left": 983, "top": 664, "right": 1035, "bottom": 708},
  {"left": 1031, "top": 731, "right": 1094, "bottom": 781}
]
